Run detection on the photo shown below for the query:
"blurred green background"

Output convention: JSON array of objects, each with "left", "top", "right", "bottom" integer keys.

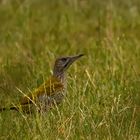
[{"left": 0, "top": 0, "right": 140, "bottom": 139}]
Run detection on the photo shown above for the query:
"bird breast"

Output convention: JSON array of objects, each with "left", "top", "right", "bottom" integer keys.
[{"left": 38, "top": 90, "right": 65, "bottom": 107}]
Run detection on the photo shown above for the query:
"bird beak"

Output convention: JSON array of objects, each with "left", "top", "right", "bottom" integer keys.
[
  {"left": 66, "top": 54, "right": 84, "bottom": 67},
  {"left": 70, "top": 54, "right": 84, "bottom": 61}
]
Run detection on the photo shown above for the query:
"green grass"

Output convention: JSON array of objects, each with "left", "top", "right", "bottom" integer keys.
[{"left": 0, "top": 0, "right": 140, "bottom": 139}]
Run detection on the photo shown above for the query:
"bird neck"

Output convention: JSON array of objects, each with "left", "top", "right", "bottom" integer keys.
[{"left": 53, "top": 71, "right": 66, "bottom": 84}]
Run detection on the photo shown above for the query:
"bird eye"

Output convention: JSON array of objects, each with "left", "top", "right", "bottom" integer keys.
[{"left": 61, "top": 58, "right": 67, "bottom": 62}]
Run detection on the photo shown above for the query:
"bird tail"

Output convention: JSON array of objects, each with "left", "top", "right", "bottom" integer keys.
[{"left": 0, "top": 106, "right": 18, "bottom": 112}]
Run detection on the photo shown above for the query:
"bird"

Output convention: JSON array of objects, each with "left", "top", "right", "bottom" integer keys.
[{"left": 0, "top": 54, "right": 84, "bottom": 113}]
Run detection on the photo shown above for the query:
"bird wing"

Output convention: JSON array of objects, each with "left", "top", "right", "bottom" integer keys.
[{"left": 20, "top": 77, "right": 64, "bottom": 105}]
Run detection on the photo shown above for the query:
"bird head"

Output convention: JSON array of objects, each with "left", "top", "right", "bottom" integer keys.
[{"left": 53, "top": 54, "right": 84, "bottom": 76}]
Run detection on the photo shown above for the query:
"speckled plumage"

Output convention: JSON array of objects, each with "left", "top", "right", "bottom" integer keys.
[
  {"left": 18, "top": 77, "right": 65, "bottom": 113},
  {"left": 0, "top": 54, "right": 84, "bottom": 113}
]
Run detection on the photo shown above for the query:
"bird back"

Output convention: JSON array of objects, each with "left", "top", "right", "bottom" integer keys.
[{"left": 20, "top": 77, "right": 64, "bottom": 105}]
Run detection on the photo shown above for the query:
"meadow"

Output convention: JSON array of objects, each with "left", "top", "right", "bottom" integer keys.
[{"left": 0, "top": 0, "right": 140, "bottom": 139}]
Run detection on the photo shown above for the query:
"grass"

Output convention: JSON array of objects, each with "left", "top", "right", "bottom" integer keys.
[{"left": 0, "top": 0, "right": 140, "bottom": 139}]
